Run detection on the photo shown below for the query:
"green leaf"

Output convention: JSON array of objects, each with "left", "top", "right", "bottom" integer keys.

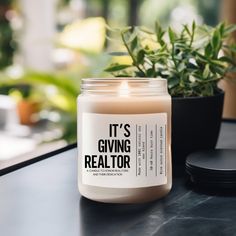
[
  {"left": 168, "top": 77, "right": 179, "bottom": 88},
  {"left": 219, "top": 56, "right": 235, "bottom": 64},
  {"left": 125, "top": 29, "right": 138, "bottom": 44},
  {"left": 211, "top": 29, "right": 221, "bottom": 52},
  {"left": 218, "top": 22, "right": 225, "bottom": 36},
  {"left": 177, "top": 62, "right": 185, "bottom": 72},
  {"left": 203, "top": 64, "right": 210, "bottom": 79},
  {"left": 205, "top": 43, "right": 212, "bottom": 57},
  {"left": 137, "top": 49, "right": 145, "bottom": 64},
  {"left": 192, "top": 21, "right": 196, "bottom": 33},
  {"left": 159, "top": 44, "right": 167, "bottom": 52},
  {"left": 209, "top": 59, "right": 225, "bottom": 67},
  {"left": 183, "top": 24, "right": 191, "bottom": 36},
  {"left": 108, "top": 52, "right": 129, "bottom": 56},
  {"left": 104, "top": 64, "right": 131, "bottom": 72},
  {"left": 168, "top": 27, "right": 175, "bottom": 44},
  {"left": 146, "top": 68, "right": 155, "bottom": 77},
  {"left": 155, "top": 21, "right": 165, "bottom": 46},
  {"left": 209, "top": 64, "right": 225, "bottom": 75},
  {"left": 130, "top": 36, "right": 138, "bottom": 51}
]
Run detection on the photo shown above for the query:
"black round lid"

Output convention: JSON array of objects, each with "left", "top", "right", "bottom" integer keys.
[{"left": 186, "top": 149, "right": 236, "bottom": 188}]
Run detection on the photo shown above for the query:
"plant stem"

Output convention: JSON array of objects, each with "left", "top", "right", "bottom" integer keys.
[
  {"left": 170, "top": 43, "right": 178, "bottom": 72},
  {"left": 121, "top": 31, "right": 145, "bottom": 75},
  {"left": 189, "top": 27, "right": 195, "bottom": 47}
]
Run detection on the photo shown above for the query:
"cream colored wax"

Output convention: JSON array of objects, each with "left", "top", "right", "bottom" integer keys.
[{"left": 77, "top": 78, "right": 172, "bottom": 203}]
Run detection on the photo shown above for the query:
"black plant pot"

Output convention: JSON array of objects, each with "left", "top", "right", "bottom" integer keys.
[{"left": 171, "top": 92, "right": 224, "bottom": 164}]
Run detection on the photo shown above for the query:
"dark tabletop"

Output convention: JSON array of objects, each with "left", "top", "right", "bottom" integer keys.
[{"left": 0, "top": 122, "right": 236, "bottom": 236}]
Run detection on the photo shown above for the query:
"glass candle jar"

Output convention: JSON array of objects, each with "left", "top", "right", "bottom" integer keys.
[{"left": 77, "top": 78, "right": 172, "bottom": 203}]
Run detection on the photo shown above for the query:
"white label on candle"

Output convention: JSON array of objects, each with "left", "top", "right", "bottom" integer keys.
[{"left": 81, "top": 113, "right": 167, "bottom": 188}]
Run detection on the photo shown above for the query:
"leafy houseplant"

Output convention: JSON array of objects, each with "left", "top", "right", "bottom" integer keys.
[
  {"left": 9, "top": 84, "right": 40, "bottom": 125},
  {"left": 105, "top": 22, "right": 236, "bottom": 163}
]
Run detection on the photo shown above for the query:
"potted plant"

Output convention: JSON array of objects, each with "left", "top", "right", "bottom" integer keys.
[
  {"left": 10, "top": 84, "right": 40, "bottom": 125},
  {"left": 105, "top": 22, "right": 236, "bottom": 163}
]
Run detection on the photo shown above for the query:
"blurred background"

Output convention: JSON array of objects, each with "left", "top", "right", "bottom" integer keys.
[{"left": 0, "top": 0, "right": 233, "bottom": 166}]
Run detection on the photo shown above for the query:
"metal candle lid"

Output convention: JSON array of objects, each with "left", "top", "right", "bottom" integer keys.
[{"left": 186, "top": 149, "right": 236, "bottom": 189}]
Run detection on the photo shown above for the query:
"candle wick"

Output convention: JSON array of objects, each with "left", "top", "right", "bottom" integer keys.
[{"left": 119, "top": 81, "right": 130, "bottom": 96}]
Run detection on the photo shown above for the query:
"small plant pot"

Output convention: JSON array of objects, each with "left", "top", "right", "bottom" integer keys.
[
  {"left": 172, "top": 92, "right": 224, "bottom": 164},
  {"left": 17, "top": 100, "right": 40, "bottom": 125}
]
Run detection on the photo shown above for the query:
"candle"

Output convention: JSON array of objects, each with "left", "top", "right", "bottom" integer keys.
[{"left": 77, "top": 78, "right": 172, "bottom": 203}]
